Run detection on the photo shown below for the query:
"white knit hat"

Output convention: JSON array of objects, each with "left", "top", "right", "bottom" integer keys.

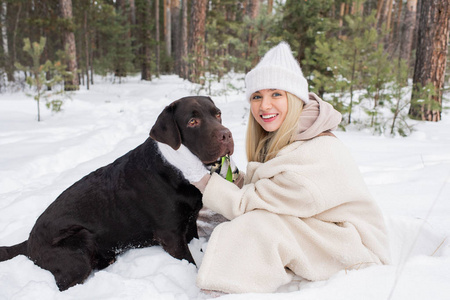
[{"left": 245, "top": 42, "right": 309, "bottom": 104}]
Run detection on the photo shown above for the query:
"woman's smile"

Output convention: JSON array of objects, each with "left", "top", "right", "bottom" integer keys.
[{"left": 261, "top": 113, "right": 279, "bottom": 121}]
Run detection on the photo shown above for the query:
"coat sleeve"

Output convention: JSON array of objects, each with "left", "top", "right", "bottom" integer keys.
[
  {"left": 202, "top": 137, "right": 367, "bottom": 221},
  {"left": 202, "top": 169, "right": 323, "bottom": 221}
]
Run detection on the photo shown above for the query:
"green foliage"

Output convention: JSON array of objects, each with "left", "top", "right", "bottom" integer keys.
[
  {"left": 309, "top": 13, "right": 384, "bottom": 124},
  {"left": 6, "top": 0, "right": 446, "bottom": 132},
  {"left": 282, "top": 0, "right": 337, "bottom": 75},
  {"left": 409, "top": 82, "right": 439, "bottom": 120},
  {"left": 91, "top": 2, "right": 135, "bottom": 80},
  {"left": 241, "top": 4, "right": 285, "bottom": 69},
  {"left": 203, "top": 0, "right": 249, "bottom": 76},
  {"left": 194, "top": 0, "right": 283, "bottom": 95},
  {"left": 15, "top": 37, "right": 70, "bottom": 122},
  {"left": 360, "top": 42, "right": 395, "bottom": 133},
  {"left": 305, "top": 10, "right": 421, "bottom": 136},
  {"left": 388, "top": 59, "right": 415, "bottom": 136}
]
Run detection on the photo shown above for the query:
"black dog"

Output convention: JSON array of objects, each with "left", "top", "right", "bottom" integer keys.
[{"left": 0, "top": 96, "right": 233, "bottom": 291}]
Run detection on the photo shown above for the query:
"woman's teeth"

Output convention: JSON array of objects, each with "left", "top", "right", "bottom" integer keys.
[{"left": 262, "top": 114, "right": 277, "bottom": 119}]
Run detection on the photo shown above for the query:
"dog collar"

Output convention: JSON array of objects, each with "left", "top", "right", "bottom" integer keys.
[{"left": 209, "top": 155, "right": 239, "bottom": 182}]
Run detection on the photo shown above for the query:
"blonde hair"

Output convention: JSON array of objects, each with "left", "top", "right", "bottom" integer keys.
[{"left": 246, "top": 92, "right": 304, "bottom": 163}]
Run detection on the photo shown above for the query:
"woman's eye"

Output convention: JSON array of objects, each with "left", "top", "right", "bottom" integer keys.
[
  {"left": 273, "top": 92, "right": 282, "bottom": 97},
  {"left": 251, "top": 95, "right": 261, "bottom": 100}
]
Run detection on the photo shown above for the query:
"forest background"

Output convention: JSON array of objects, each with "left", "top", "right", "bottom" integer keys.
[{"left": 0, "top": 0, "right": 449, "bottom": 136}]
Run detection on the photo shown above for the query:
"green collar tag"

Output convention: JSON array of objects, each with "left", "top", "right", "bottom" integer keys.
[{"left": 221, "top": 156, "right": 233, "bottom": 182}]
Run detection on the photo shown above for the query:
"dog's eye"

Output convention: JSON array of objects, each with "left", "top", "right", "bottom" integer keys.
[
  {"left": 216, "top": 112, "right": 221, "bottom": 119},
  {"left": 188, "top": 118, "right": 199, "bottom": 127}
]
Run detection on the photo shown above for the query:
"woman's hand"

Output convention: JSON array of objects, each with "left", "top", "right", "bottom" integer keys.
[{"left": 191, "top": 173, "right": 211, "bottom": 193}]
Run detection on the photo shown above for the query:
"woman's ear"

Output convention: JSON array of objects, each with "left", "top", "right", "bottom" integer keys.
[{"left": 150, "top": 103, "right": 182, "bottom": 150}]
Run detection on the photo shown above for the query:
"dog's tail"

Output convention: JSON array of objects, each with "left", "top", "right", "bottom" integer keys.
[{"left": 0, "top": 241, "right": 28, "bottom": 261}]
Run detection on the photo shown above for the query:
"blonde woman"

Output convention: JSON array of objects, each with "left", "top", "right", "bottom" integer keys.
[{"left": 194, "top": 42, "right": 390, "bottom": 294}]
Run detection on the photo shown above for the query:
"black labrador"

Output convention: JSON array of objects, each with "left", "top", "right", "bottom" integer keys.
[{"left": 0, "top": 96, "right": 233, "bottom": 291}]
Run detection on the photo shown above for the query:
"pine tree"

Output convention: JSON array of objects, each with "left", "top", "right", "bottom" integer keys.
[
  {"left": 15, "top": 37, "right": 69, "bottom": 121},
  {"left": 309, "top": 12, "right": 393, "bottom": 127},
  {"left": 281, "top": 0, "right": 336, "bottom": 76},
  {"left": 92, "top": 3, "right": 135, "bottom": 79},
  {"left": 114, "top": 0, "right": 136, "bottom": 81},
  {"left": 362, "top": 42, "right": 395, "bottom": 132},
  {"left": 389, "top": 58, "right": 414, "bottom": 136}
]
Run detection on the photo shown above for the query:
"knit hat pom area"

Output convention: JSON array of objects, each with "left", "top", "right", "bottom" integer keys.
[{"left": 245, "top": 42, "right": 309, "bottom": 104}]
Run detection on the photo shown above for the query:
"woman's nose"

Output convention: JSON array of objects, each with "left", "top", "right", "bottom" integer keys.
[{"left": 260, "top": 97, "right": 272, "bottom": 110}]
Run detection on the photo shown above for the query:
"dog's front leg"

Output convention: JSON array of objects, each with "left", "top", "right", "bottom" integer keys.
[
  {"left": 185, "top": 215, "right": 199, "bottom": 242},
  {"left": 155, "top": 231, "right": 196, "bottom": 265}
]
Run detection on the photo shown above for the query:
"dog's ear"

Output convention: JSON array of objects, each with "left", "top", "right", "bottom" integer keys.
[{"left": 150, "top": 103, "right": 182, "bottom": 150}]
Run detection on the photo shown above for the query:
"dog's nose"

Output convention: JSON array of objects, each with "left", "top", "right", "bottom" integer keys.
[{"left": 218, "top": 128, "right": 232, "bottom": 143}]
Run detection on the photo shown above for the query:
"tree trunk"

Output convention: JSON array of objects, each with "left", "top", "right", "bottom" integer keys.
[
  {"left": 376, "top": 0, "right": 392, "bottom": 36},
  {"left": 411, "top": 0, "right": 422, "bottom": 54},
  {"left": 90, "top": 33, "right": 94, "bottom": 85},
  {"left": 399, "top": 0, "right": 417, "bottom": 63},
  {"left": 60, "top": 0, "right": 79, "bottom": 90},
  {"left": 391, "top": 0, "right": 403, "bottom": 52},
  {"left": 348, "top": 47, "right": 358, "bottom": 124},
  {"left": 155, "top": 0, "right": 160, "bottom": 76},
  {"left": 129, "top": 0, "right": 137, "bottom": 63},
  {"left": 141, "top": 0, "right": 152, "bottom": 81},
  {"left": 409, "top": 0, "right": 449, "bottom": 121},
  {"left": 84, "top": 9, "right": 90, "bottom": 89},
  {"left": 189, "top": 0, "right": 207, "bottom": 84},
  {"left": 246, "top": 0, "right": 261, "bottom": 70},
  {"left": 376, "top": 0, "right": 385, "bottom": 29},
  {"left": 350, "top": 1, "right": 363, "bottom": 15},
  {"left": 11, "top": 2, "right": 21, "bottom": 66},
  {"left": 164, "top": 0, "right": 171, "bottom": 56},
  {"left": 339, "top": 2, "right": 345, "bottom": 30},
  {"left": 172, "top": 0, "right": 181, "bottom": 75},
  {"left": 385, "top": 0, "right": 394, "bottom": 33},
  {"left": 129, "top": 0, "right": 136, "bottom": 24},
  {"left": 1, "top": 1, "right": 7, "bottom": 64},
  {"left": 180, "top": 0, "right": 188, "bottom": 79},
  {"left": 115, "top": 0, "right": 130, "bottom": 80},
  {"left": 1, "top": 1, "right": 14, "bottom": 82},
  {"left": 268, "top": 0, "right": 273, "bottom": 14}
]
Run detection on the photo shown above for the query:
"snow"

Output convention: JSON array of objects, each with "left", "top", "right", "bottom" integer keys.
[{"left": 1, "top": 75, "right": 449, "bottom": 300}]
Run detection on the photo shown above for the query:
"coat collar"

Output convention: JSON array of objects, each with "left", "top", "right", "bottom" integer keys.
[{"left": 294, "top": 93, "right": 342, "bottom": 141}]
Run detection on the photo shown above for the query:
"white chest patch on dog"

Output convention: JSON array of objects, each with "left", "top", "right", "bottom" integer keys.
[{"left": 157, "top": 142, "right": 209, "bottom": 183}]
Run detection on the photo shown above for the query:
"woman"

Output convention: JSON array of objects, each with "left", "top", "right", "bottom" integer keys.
[{"left": 194, "top": 42, "right": 390, "bottom": 294}]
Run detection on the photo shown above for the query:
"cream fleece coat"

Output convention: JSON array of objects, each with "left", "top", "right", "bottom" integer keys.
[{"left": 196, "top": 93, "right": 390, "bottom": 293}]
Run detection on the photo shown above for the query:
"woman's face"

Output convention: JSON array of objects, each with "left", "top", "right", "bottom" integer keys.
[{"left": 250, "top": 89, "right": 288, "bottom": 132}]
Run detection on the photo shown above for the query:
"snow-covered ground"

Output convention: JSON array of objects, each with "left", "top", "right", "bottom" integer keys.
[{"left": 0, "top": 75, "right": 449, "bottom": 300}]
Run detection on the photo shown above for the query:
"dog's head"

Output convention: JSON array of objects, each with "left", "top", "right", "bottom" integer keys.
[{"left": 150, "top": 96, "right": 234, "bottom": 164}]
